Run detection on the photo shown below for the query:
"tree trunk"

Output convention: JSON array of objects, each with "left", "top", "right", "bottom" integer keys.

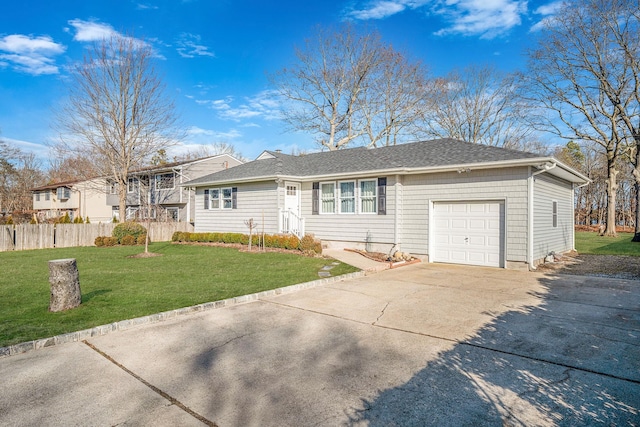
[
  {"left": 48, "top": 258, "right": 81, "bottom": 312},
  {"left": 632, "top": 160, "right": 640, "bottom": 242},
  {"left": 604, "top": 157, "right": 618, "bottom": 237}
]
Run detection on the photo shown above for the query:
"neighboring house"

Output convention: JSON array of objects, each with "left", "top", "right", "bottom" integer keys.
[
  {"left": 108, "top": 154, "right": 242, "bottom": 222},
  {"left": 32, "top": 154, "right": 242, "bottom": 224},
  {"left": 184, "top": 139, "right": 589, "bottom": 270},
  {"left": 32, "top": 178, "right": 114, "bottom": 223}
]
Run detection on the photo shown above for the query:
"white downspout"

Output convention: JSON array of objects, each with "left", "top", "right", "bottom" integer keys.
[
  {"left": 528, "top": 161, "right": 557, "bottom": 270},
  {"left": 394, "top": 175, "right": 401, "bottom": 250}
]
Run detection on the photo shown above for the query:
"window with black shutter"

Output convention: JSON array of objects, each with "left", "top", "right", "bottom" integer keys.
[
  {"left": 312, "top": 182, "right": 319, "bottom": 215},
  {"left": 377, "top": 177, "right": 386, "bottom": 215}
]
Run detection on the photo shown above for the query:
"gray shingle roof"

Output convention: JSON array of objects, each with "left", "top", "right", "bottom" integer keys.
[{"left": 184, "top": 139, "right": 544, "bottom": 186}]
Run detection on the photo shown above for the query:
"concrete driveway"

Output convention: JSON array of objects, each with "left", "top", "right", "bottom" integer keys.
[{"left": 1, "top": 263, "right": 638, "bottom": 426}]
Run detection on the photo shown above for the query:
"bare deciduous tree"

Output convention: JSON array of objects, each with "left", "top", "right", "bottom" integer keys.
[
  {"left": 419, "top": 64, "right": 535, "bottom": 150},
  {"left": 271, "top": 24, "right": 429, "bottom": 150},
  {"left": 362, "top": 48, "right": 430, "bottom": 147},
  {"left": 55, "top": 34, "right": 183, "bottom": 220},
  {"left": 518, "top": 0, "right": 637, "bottom": 237}
]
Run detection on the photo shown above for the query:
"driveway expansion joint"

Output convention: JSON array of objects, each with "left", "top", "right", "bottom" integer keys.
[{"left": 83, "top": 340, "right": 218, "bottom": 427}]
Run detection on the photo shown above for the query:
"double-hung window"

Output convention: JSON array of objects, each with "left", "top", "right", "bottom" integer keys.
[
  {"left": 56, "top": 187, "right": 70, "bottom": 200},
  {"left": 209, "top": 189, "right": 220, "bottom": 209},
  {"left": 320, "top": 182, "right": 336, "bottom": 214},
  {"left": 127, "top": 177, "right": 138, "bottom": 193},
  {"left": 35, "top": 192, "right": 40, "bottom": 202},
  {"left": 206, "top": 187, "right": 237, "bottom": 210},
  {"left": 339, "top": 181, "right": 355, "bottom": 213},
  {"left": 360, "top": 179, "right": 377, "bottom": 214},
  {"left": 222, "top": 187, "right": 233, "bottom": 209},
  {"left": 155, "top": 172, "right": 175, "bottom": 190}
]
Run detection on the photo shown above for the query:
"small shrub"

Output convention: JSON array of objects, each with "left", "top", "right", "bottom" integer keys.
[
  {"left": 94, "top": 236, "right": 105, "bottom": 247},
  {"left": 284, "top": 235, "right": 300, "bottom": 250},
  {"left": 113, "top": 221, "right": 147, "bottom": 244},
  {"left": 73, "top": 216, "right": 83, "bottom": 224},
  {"left": 85, "top": 216, "right": 90, "bottom": 224},
  {"left": 103, "top": 237, "right": 118, "bottom": 247},
  {"left": 30, "top": 217, "right": 37, "bottom": 225},
  {"left": 121, "top": 235, "right": 136, "bottom": 246},
  {"left": 112, "top": 216, "right": 119, "bottom": 223},
  {"left": 58, "top": 213, "right": 72, "bottom": 224},
  {"left": 299, "top": 234, "right": 322, "bottom": 255}
]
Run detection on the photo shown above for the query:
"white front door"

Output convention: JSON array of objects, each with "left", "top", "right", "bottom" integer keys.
[
  {"left": 432, "top": 201, "right": 505, "bottom": 267},
  {"left": 284, "top": 182, "right": 301, "bottom": 217}
]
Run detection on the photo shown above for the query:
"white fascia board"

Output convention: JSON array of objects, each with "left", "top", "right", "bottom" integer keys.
[
  {"left": 182, "top": 158, "right": 590, "bottom": 187},
  {"left": 301, "top": 158, "right": 588, "bottom": 184}
]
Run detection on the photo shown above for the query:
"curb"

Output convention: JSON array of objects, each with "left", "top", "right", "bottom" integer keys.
[{"left": 0, "top": 271, "right": 365, "bottom": 358}]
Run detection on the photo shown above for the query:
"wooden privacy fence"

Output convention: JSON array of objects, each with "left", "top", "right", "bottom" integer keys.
[{"left": 0, "top": 222, "right": 194, "bottom": 252}]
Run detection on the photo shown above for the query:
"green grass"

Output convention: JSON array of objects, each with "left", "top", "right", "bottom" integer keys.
[
  {"left": 575, "top": 231, "right": 640, "bottom": 256},
  {"left": 0, "top": 243, "right": 358, "bottom": 347}
]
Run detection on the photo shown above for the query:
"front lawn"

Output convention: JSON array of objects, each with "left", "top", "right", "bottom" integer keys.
[
  {"left": 575, "top": 231, "right": 640, "bottom": 256},
  {"left": 0, "top": 243, "right": 358, "bottom": 347}
]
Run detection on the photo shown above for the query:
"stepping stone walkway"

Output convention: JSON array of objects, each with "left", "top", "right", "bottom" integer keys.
[{"left": 318, "top": 262, "right": 342, "bottom": 277}]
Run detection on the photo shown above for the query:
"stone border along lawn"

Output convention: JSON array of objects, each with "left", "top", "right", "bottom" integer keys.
[{"left": 0, "top": 270, "right": 365, "bottom": 358}]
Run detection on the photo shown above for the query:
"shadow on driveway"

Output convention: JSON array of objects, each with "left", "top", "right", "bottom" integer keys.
[{"left": 349, "top": 273, "right": 640, "bottom": 426}]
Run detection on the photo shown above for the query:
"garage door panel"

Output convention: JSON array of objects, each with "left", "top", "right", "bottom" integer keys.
[
  {"left": 469, "top": 219, "right": 487, "bottom": 229},
  {"left": 467, "top": 236, "right": 486, "bottom": 246},
  {"left": 432, "top": 201, "right": 504, "bottom": 268}
]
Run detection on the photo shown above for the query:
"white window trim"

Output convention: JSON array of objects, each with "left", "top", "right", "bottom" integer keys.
[
  {"left": 338, "top": 180, "right": 356, "bottom": 214},
  {"left": 359, "top": 179, "right": 378, "bottom": 215},
  {"left": 155, "top": 172, "right": 175, "bottom": 190},
  {"left": 320, "top": 182, "right": 336, "bottom": 214},
  {"left": 221, "top": 187, "right": 233, "bottom": 210},
  {"left": 127, "top": 177, "right": 138, "bottom": 193},
  {"left": 208, "top": 187, "right": 234, "bottom": 210}
]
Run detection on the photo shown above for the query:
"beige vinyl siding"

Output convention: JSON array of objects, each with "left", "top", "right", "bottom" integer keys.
[
  {"left": 301, "top": 177, "right": 397, "bottom": 245},
  {"left": 401, "top": 167, "right": 530, "bottom": 262},
  {"left": 194, "top": 181, "right": 279, "bottom": 233},
  {"left": 533, "top": 173, "right": 573, "bottom": 260}
]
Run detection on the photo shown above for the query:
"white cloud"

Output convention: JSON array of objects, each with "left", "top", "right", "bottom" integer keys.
[
  {"left": 347, "top": 0, "right": 528, "bottom": 39},
  {"left": 432, "top": 0, "right": 528, "bottom": 39},
  {"left": 194, "top": 90, "right": 282, "bottom": 122},
  {"left": 67, "top": 19, "right": 117, "bottom": 42},
  {"left": 186, "top": 126, "right": 242, "bottom": 140},
  {"left": 348, "top": 1, "right": 410, "bottom": 20},
  {"left": 0, "top": 34, "right": 65, "bottom": 75},
  {"left": 176, "top": 33, "right": 215, "bottom": 58},
  {"left": 2, "top": 137, "right": 50, "bottom": 158},
  {"left": 530, "top": 1, "right": 565, "bottom": 32}
]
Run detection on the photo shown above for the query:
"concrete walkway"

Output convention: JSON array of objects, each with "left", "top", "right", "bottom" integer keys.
[
  {"left": 323, "top": 248, "right": 391, "bottom": 273},
  {"left": 1, "top": 263, "right": 638, "bottom": 426}
]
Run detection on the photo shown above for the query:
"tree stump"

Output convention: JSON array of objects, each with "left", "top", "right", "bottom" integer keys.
[{"left": 48, "top": 258, "right": 82, "bottom": 312}]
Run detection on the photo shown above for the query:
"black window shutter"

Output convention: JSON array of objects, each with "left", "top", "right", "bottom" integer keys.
[
  {"left": 204, "top": 189, "right": 209, "bottom": 209},
  {"left": 312, "top": 182, "right": 319, "bottom": 215},
  {"left": 232, "top": 187, "right": 238, "bottom": 209},
  {"left": 377, "top": 177, "right": 387, "bottom": 215}
]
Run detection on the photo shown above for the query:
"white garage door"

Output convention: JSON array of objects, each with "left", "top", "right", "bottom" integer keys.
[{"left": 432, "top": 201, "right": 504, "bottom": 267}]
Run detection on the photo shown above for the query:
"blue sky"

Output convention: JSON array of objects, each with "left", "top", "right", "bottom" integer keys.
[{"left": 0, "top": 0, "right": 561, "bottom": 164}]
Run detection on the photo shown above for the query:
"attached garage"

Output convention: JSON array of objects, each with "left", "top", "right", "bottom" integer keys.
[{"left": 431, "top": 201, "right": 505, "bottom": 268}]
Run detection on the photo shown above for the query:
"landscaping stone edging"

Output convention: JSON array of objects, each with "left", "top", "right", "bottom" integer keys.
[{"left": 0, "top": 271, "right": 365, "bottom": 358}]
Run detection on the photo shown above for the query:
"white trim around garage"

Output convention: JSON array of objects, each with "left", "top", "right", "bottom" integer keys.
[{"left": 429, "top": 199, "right": 507, "bottom": 268}]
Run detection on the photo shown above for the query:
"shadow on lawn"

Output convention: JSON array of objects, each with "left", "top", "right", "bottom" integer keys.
[{"left": 81, "top": 289, "right": 111, "bottom": 303}]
